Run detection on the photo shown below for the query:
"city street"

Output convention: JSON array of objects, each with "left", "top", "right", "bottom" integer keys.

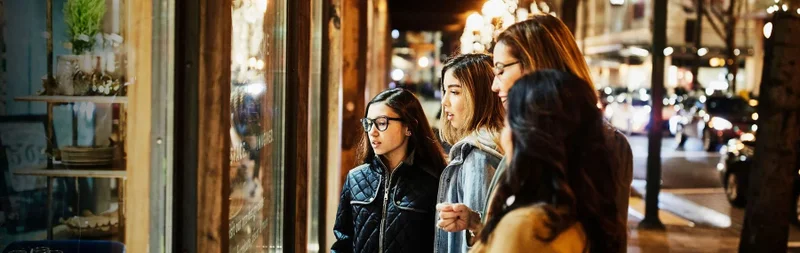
[{"left": 627, "top": 135, "right": 800, "bottom": 247}]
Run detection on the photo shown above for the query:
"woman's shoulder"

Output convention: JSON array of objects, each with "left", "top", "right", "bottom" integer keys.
[
  {"left": 345, "top": 163, "right": 376, "bottom": 179},
  {"left": 498, "top": 205, "right": 586, "bottom": 243}
]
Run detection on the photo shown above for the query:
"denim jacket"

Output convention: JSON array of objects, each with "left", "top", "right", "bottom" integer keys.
[{"left": 435, "top": 129, "right": 503, "bottom": 253}]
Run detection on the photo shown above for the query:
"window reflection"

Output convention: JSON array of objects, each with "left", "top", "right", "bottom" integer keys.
[{"left": 229, "top": 0, "right": 285, "bottom": 252}]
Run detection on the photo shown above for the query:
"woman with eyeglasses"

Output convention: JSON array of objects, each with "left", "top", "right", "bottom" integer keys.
[
  {"left": 438, "top": 15, "right": 633, "bottom": 251},
  {"left": 434, "top": 54, "right": 504, "bottom": 253},
  {"left": 332, "top": 88, "right": 448, "bottom": 253}
]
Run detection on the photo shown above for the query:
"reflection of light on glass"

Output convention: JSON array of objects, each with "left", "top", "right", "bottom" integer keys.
[
  {"left": 391, "top": 29, "right": 400, "bottom": 39},
  {"left": 610, "top": 0, "right": 625, "bottom": 6},
  {"left": 616, "top": 95, "right": 626, "bottom": 103},
  {"left": 700, "top": 95, "right": 707, "bottom": 103},
  {"left": 256, "top": 0, "right": 267, "bottom": 13},
  {"left": 749, "top": 99, "right": 758, "bottom": 107},
  {"left": 391, "top": 69, "right": 405, "bottom": 81},
  {"left": 717, "top": 163, "right": 724, "bottom": 171},
  {"left": 752, "top": 125, "right": 758, "bottom": 131},
  {"left": 663, "top": 46, "right": 674, "bottom": 56},
  {"left": 706, "top": 88, "right": 714, "bottom": 96},
  {"left": 782, "top": 4, "right": 788, "bottom": 11},
  {"left": 255, "top": 60, "right": 265, "bottom": 70},
  {"left": 734, "top": 49, "right": 741, "bottom": 56},
  {"left": 235, "top": 53, "right": 247, "bottom": 65},
  {"left": 604, "top": 87, "right": 612, "bottom": 94},
  {"left": 752, "top": 113, "right": 759, "bottom": 121},
  {"left": 245, "top": 82, "right": 266, "bottom": 95},
  {"left": 697, "top": 47, "right": 708, "bottom": 57},
  {"left": 418, "top": 57, "right": 430, "bottom": 68},
  {"left": 607, "top": 96, "right": 614, "bottom": 103},
  {"left": 249, "top": 57, "right": 258, "bottom": 68},
  {"left": 764, "top": 22, "right": 773, "bottom": 39}
]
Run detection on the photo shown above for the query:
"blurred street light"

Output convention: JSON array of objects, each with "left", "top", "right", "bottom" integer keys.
[
  {"left": 697, "top": 47, "right": 708, "bottom": 56},
  {"left": 418, "top": 57, "right": 430, "bottom": 68},
  {"left": 663, "top": 46, "right": 674, "bottom": 56},
  {"left": 764, "top": 22, "right": 773, "bottom": 39},
  {"left": 391, "top": 69, "right": 405, "bottom": 81}
]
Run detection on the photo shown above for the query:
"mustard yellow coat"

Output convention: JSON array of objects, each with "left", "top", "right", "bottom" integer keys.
[{"left": 470, "top": 205, "right": 588, "bottom": 253}]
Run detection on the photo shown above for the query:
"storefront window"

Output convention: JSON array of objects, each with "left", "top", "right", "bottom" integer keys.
[
  {"left": 1, "top": 0, "right": 142, "bottom": 251},
  {"left": 229, "top": 0, "right": 286, "bottom": 252}
]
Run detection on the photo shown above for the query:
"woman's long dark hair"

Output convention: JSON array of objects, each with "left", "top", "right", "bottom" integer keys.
[
  {"left": 356, "top": 88, "right": 448, "bottom": 175},
  {"left": 479, "top": 70, "right": 625, "bottom": 252}
]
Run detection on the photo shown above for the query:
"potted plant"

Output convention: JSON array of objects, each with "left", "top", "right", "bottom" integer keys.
[
  {"left": 64, "top": 0, "right": 105, "bottom": 56},
  {"left": 57, "top": 0, "right": 105, "bottom": 95}
]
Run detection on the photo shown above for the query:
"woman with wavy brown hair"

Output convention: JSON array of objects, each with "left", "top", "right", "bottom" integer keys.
[{"left": 472, "top": 70, "right": 626, "bottom": 253}]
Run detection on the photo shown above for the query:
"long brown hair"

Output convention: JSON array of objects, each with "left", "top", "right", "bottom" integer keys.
[
  {"left": 479, "top": 70, "right": 624, "bottom": 252},
  {"left": 496, "top": 14, "right": 595, "bottom": 90},
  {"left": 439, "top": 54, "right": 505, "bottom": 147},
  {"left": 357, "top": 88, "right": 448, "bottom": 175}
]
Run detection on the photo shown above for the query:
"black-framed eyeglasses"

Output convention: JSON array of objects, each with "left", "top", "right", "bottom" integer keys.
[
  {"left": 361, "top": 116, "right": 403, "bottom": 132},
  {"left": 493, "top": 61, "right": 520, "bottom": 75}
]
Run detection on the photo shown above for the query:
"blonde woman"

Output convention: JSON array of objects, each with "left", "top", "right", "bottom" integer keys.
[{"left": 434, "top": 54, "right": 505, "bottom": 253}]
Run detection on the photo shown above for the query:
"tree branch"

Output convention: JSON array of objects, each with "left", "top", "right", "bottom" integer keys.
[{"left": 702, "top": 6, "right": 727, "bottom": 40}]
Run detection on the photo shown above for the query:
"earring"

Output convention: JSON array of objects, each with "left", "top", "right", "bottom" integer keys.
[{"left": 406, "top": 131, "right": 412, "bottom": 136}]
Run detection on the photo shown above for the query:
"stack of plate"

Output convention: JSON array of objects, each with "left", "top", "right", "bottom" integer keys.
[{"left": 60, "top": 146, "right": 115, "bottom": 167}]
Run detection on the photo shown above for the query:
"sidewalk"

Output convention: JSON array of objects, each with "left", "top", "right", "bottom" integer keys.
[
  {"left": 626, "top": 183, "right": 741, "bottom": 252},
  {"left": 626, "top": 211, "right": 740, "bottom": 253}
]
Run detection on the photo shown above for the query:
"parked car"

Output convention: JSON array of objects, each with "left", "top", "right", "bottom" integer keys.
[
  {"left": 675, "top": 95, "right": 757, "bottom": 151},
  {"left": 718, "top": 133, "right": 800, "bottom": 223},
  {"left": 604, "top": 89, "right": 675, "bottom": 135}
]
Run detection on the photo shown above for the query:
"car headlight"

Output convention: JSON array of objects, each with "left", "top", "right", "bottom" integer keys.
[{"left": 710, "top": 117, "right": 733, "bottom": 130}]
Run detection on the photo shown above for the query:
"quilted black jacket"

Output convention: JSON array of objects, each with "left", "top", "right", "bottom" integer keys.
[{"left": 331, "top": 154, "right": 440, "bottom": 253}]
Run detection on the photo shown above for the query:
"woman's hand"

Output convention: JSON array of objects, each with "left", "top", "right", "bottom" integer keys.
[{"left": 436, "top": 203, "right": 481, "bottom": 232}]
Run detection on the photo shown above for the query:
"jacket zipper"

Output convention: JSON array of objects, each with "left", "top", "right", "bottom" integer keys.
[{"left": 378, "top": 162, "right": 402, "bottom": 253}]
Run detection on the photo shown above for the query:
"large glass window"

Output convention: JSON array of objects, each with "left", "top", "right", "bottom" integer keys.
[
  {"left": 1, "top": 0, "right": 144, "bottom": 251},
  {"left": 229, "top": 0, "right": 286, "bottom": 252}
]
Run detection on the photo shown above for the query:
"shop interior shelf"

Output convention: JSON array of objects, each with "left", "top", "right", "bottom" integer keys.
[{"left": 15, "top": 95, "right": 128, "bottom": 104}]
